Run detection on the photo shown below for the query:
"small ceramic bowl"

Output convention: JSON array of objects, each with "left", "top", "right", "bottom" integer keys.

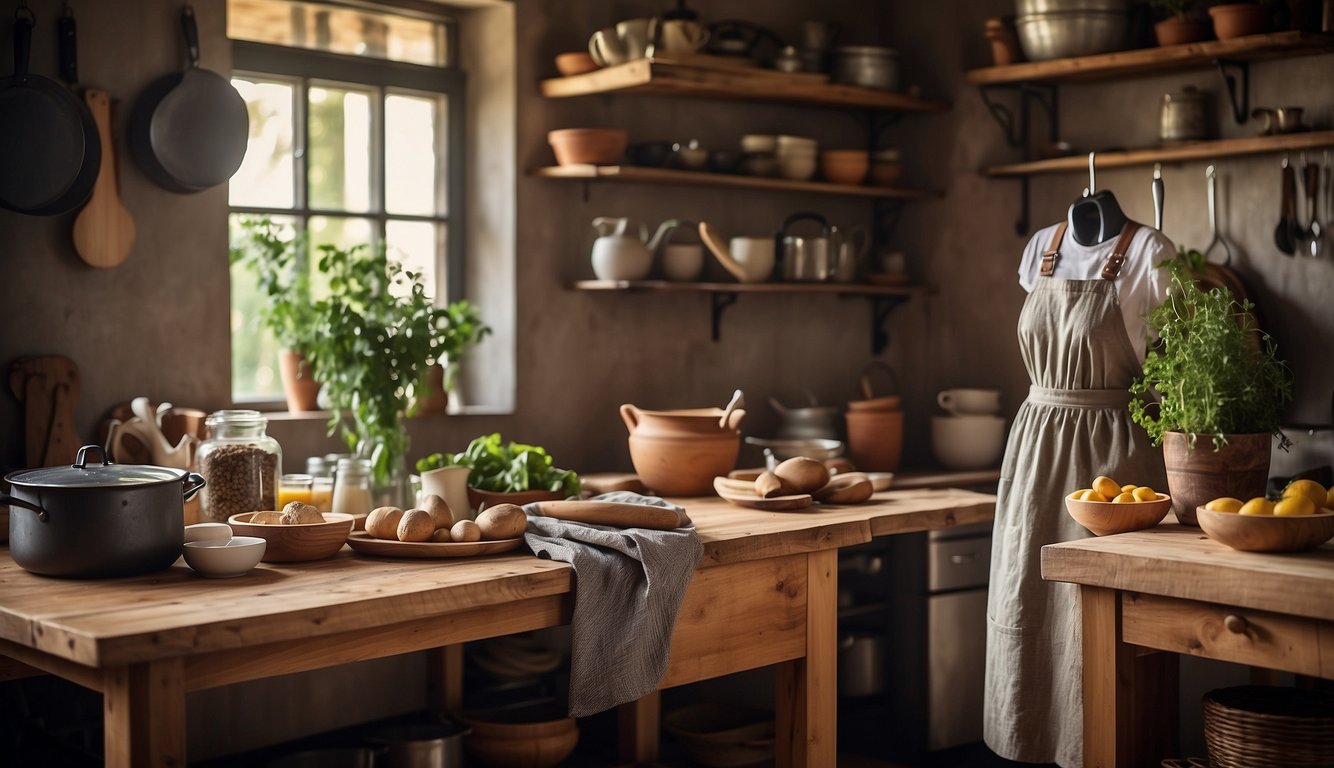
[
  {"left": 554, "top": 52, "right": 599, "bottom": 77},
  {"left": 1065, "top": 494, "right": 1172, "bottom": 536},
  {"left": 1196, "top": 507, "right": 1334, "bottom": 552},
  {"left": 547, "top": 128, "right": 628, "bottom": 166},
  {"left": 227, "top": 511, "right": 355, "bottom": 563},
  {"left": 184, "top": 522, "right": 232, "bottom": 544},
  {"left": 182, "top": 536, "right": 266, "bottom": 578},
  {"left": 739, "top": 134, "right": 778, "bottom": 154},
  {"left": 820, "top": 149, "right": 870, "bottom": 185}
]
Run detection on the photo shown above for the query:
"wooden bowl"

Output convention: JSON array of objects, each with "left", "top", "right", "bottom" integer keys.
[
  {"left": 1196, "top": 507, "right": 1334, "bottom": 552},
  {"left": 226, "top": 512, "right": 354, "bottom": 562},
  {"left": 819, "top": 149, "right": 869, "bottom": 185},
  {"left": 467, "top": 487, "right": 564, "bottom": 512},
  {"left": 554, "top": 51, "right": 598, "bottom": 76},
  {"left": 461, "top": 703, "right": 578, "bottom": 768},
  {"left": 1064, "top": 494, "right": 1172, "bottom": 536},
  {"left": 547, "top": 128, "right": 628, "bottom": 166}
]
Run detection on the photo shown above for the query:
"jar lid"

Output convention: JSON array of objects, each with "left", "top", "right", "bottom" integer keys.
[
  {"left": 5, "top": 445, "right": 186, "bottom": 489},
  {"left": 205, "top": 409, "right": 267, "bottom": 427}
]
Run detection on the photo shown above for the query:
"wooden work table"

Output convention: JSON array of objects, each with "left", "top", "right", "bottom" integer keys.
[
  {"left": 0, "top": 486, "right": 995, "bottom": 767},
  {"left": 1042, "top": 525, "right": 1334, "bottom": 768}
]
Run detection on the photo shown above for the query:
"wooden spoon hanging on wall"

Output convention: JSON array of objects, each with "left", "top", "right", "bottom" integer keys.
[{"left": 73, "top": 89, "right": 135, "bottom": 268}]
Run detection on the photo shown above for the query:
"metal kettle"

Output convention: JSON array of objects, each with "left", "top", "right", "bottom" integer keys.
[{"left": 777, "top": 212, "right": 836, "bottom": 282}]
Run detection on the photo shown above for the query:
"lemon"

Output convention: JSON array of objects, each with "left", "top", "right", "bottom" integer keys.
[
  {"left": 1070, "top": 489, "right": 1089, "bottom": 500},
  {"left": 1204, "top": 497, "right": 1244, "bottom": 513},
  {"left": 1132, "top": 486, "right": 1157, "bottom": 502},
  {"left": 1121, "top": 484, "right": 1136, "bottom": 493},
  {"left": 1092, "top": 476, "right": 1121, "bottom": 499},
  {"left": 1112, "top": 491, "right": 1137, "bottom": 503},
  {"left": 1282, "top": 479, "right": 1327, "bottom": 509},
  {"left": 1274, "top": 496, "right": 1316, "bottom": 517},
  {"left": 1238, "top": 497, "right": 1274, "bottom": 516},
  {"left": 1327, "top": 485, "right": 1334, "bottom": 511},
  {"left": 1078, "top": 489, "right": 1108, "bottom": 502}
]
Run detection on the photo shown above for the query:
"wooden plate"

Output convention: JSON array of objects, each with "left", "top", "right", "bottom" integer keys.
[
  {"left": 345, "top": 532, "right": 525, "bottom": 559},
  {"left": 713, "top": 477, "right": 814, "bottom": 512}
]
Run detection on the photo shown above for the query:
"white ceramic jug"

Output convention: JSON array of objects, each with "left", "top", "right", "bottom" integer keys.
[{"left": 590, "top": 218, "right": 679, "bottom": 281}]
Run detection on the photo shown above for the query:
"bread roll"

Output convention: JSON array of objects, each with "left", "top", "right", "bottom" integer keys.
[
  {"left": 249, "top": 510, "right": 285, "bottom": 525},
  {"left": 397, "top": 509, "right": 435, "bottom": 542},
  {"left": 449, "top": 519, "right": 482, "bottom": 542},
  {"left": 430, "top": 527, "right": 454, "bottom": 542},
  {"left": 366, "top": 506, "right": 405, "bottom": 540},
  {"left": 475, "top": 503, "right": 527, "bottom": 540},
  {"left": 280, "top": 501, "right": 326, "bottom": 525}
]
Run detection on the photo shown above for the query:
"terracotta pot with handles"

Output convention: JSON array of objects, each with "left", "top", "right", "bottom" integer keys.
[{"left": 621, "top": 404, "right": 745, "bottom": 496}]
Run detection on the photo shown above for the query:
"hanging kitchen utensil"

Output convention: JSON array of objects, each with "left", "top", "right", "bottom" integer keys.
[
  {"left": 1152, "top": 163, "right": 1164, "bottom": 231},
  {"left": 719, "top": 389, "right": 744, "bottom": 429},
  {"left": 1304, "top": 154, "right": 1321, "bottom": 258},
  {"left": 73, "top": 89, "right": 136, "bottom": 267},
  {"left": 1275, "top": 156, "right": 1298, "bottom": 255},
  {"left": 1202, "top": 165, "right": 1234, "bottom": 266},
  {"left": 0, "top": 8, "right": 100, "bottom": 215},
  {"left": 129, "top": 4, "right": 248, "bottom": 193}
]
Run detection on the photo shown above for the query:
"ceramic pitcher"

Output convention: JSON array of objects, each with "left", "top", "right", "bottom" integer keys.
[{"left": 621, "top": 404, "right": 745, "bottom": 496}]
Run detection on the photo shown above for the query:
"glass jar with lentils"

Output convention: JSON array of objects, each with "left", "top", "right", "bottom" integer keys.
[{"left": 196, "top": 410, "right": 281, "bottom": 522}]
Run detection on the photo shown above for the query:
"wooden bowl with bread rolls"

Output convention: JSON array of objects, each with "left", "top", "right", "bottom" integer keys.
[{"left": 228, "top": 503, "right": 355, "bottom": 562}]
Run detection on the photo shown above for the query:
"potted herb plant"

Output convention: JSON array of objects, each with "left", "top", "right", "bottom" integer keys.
[
  {"left": 229, "top": 218, "right": 321, "bottom": 412},
  {"left": 1209, "top": 0, "right": 1271, "bottom": 39},
  {"left": 1150, "top": 0, "right": 1211, "bottom": 45},
  {"left": 417, "top": 299, "right": 492, "bottom": 415},
  {"left": 1129, "top": 248, "right": 1292, "bottom": 525}
]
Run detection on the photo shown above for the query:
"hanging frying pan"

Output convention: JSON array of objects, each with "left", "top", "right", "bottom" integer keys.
[
  {"left": 128, "top": 4, "right": 247, "bottom": 193},
  {"left": 0, "top": 9, "right": 99, "bottom": 215}
]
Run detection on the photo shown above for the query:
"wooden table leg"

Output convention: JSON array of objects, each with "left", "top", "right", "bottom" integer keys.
[
  {"left": 1082, "top": 586, "right": 1136, "bottom": 768},
  {"left": 103, "top": 658, "right": 186, "bottom": 768},
  {"left": 775, "top": 548, "right": 837, "bottom": 768},
  {"left": 427, "top": 644, "right": 464, "bottom": 714},
  {"left": 617, "top": 689, "right": 661, "bottom": 764}
]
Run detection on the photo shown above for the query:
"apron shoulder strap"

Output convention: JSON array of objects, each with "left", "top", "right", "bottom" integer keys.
[
  {"left": 1100, "top": 221, "right": 1142, "bottom": 280},
  {"left": 1039, "top": 221, "right": 1068, "bottom": 277}
]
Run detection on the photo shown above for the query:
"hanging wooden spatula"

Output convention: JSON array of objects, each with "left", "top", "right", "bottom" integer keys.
[{"left": 73, "top": 89, "right": 136, "bottom": 268}]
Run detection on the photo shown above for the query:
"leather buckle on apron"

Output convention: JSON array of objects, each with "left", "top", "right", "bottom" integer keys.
[{"left": 1040, "top": 251, "right": 1059, "bottom": 276}]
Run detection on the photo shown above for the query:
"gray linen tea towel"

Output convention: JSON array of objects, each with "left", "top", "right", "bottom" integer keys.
[{"left": 522, "top": 491, "right": 702, "bottom": 717}]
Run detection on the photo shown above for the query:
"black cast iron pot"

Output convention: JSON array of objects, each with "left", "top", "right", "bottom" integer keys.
[{"left": 3, "top": 445, "right": 205, "bottom": 578}]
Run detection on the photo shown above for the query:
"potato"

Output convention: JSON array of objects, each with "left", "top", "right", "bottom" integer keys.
[
  {"left": 366, "top": 506, "right": 405, "bottom": 540},
  {"left": 249, "top": 510, "right": 285, "bottom": 525},
  {"left": 421, "top": 493, "right": 453, "bottom": 530},
  {"left": 449, "top": 519, "right": 482, "bottom": 542},
  {"left": 475, "top": 503, "right": 527, "bottom": 540},
  {"left": 280, "top": 501, "right": 325, "bottom": 525},
  {"left": 773, "top": 457, "right": 830, "bottom": 494},
  {"left": 397, "top": 508, "right": 436, "bottom": 542}
]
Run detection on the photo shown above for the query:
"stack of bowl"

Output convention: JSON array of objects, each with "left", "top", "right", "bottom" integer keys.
[
  {"left": 869, "top": 148, "right": 903, "bottom": 187},
  {"left": 739, "top": 134, "right": 780, "bottom": 177},
  {"left": 844, "top": 394, "right": 903, "bottom": 472},
  {"left": 775, "top": 135, "right": 818, "bottom": 181},
  {"left": 931, "top": 388, "right": 1006, "bottom": 470}
]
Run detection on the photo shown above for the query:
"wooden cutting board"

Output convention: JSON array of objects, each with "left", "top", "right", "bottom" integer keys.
[
  {"left": 9, "top": 355, "right": 81, "bottom": 467},
  {"left": 529, "top": 500, "right": 687, "bottom": 530}
]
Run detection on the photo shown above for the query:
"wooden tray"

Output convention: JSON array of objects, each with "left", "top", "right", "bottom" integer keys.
[{"left": 345, "top": 533, "right": 525, "bottom": 559}]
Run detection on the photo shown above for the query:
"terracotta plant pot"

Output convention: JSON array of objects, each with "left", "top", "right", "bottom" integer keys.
[
  {"left": 1162, "top": 431, "right": 1271, "bottom": 526},
  {"left": 1209, "top": 3, "right": 1268, "bottom": 40},
  {"left": 621, "top": 403, "right": 745, "bottom": 496},
  {"left": 416, "top": 363, "right": 448, "bottom": 414},
  {"left": 547, "top": 128, "right": 628, "bottom": 166},
  {"left": 278, "top": 349, "right": 320, "bottom": 412},
  {"left": 1154, "top": 18, "right": 1212, "bottom": 46},
  {"left": 845, "top": 409, "right": 904, "bottom": 472}
]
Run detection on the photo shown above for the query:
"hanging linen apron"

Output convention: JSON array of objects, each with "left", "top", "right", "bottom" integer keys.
[{"left": 983, "top": 221, "right": 1166, "bottom": 767}]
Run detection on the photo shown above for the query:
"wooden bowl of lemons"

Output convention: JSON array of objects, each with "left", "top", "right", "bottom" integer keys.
[
  {"left": 1065, "top": 475, "right": 1172, "bottom": 536},
  {"left": 1196, "top": 480, "right": 1334, "bottom": 552}
]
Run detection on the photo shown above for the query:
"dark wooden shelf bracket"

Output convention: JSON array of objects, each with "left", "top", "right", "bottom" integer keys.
[
  {"left": 978, "top": 83, "right": 1060, "bottom": 234},
  {"left": 866, "top": 294, "right": 910, "bottom": 355},
  {"left": 710, "top": 291, "right": 739, "bottom": 341},
  {"left": 1215, "top": 59, "right": 1250, "bottom": 124}
]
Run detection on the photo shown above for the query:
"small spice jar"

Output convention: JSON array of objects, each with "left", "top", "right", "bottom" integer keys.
[
  {"left": 277, "top": 473, "right": 314, "bottom": 508},
  {"left": 196, "top": 410, "right": 282, "bottom": 522},
  {"left": 332, "top": 458, "right": 373, "bottom": 517}
]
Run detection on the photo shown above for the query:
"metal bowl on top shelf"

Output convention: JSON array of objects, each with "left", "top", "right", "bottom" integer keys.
[{"left": 1015, "top": 0, "right": 1129, "bottom": 61}]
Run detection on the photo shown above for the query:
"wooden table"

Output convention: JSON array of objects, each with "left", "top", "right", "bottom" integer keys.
[
  {"left": 1042, "top": 525, "right": 1334, "bottom": 768},
  {"left": 0, "top": 487, "right": 994, "bottom": 767}
]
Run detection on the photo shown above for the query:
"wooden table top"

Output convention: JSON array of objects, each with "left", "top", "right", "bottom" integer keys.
[
  {"left": 0, "top": 487, "right": 994, "bottom": 668},
  {"left": 1042, "top": 524, "right": 1334, "bottom": 621}
]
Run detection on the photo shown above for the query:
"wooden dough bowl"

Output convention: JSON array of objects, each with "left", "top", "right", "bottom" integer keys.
[
  {"left": 1196, "top": 507, "right": 1334, "bottom": 552},
  {"left": 227, "top": 512, "right": 355, "bottom": 562},
  {"left": 1064, "top": 494, "right": 1172, "bottom": 537}
]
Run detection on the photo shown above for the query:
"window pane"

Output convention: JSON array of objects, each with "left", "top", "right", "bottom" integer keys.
[
  {"left": 308, "top": 86, "right": 372, "bottom": 213},
  {"left": 228, "top": 0, "right": 447, "bottom": 66},
  {"left": 229, "top": 214, "right": 298, "bottom": 401},
  {"left": 230, "top": 78, "right": 295, "bottom": 208},
  {"left": 386, "top": 220, "right": 439, "bottom": 300},
  {"left": 385, "top": 93, "right": 440, "bottom": 216}
]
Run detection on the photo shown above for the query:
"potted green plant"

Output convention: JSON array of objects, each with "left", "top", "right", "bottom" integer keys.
[
  {"left": 229, "top": 218, "right": 321, "bottom": 412},
  {"left": 1209, "top": 0, "right": 1271, "bottom": 39},
  {"left": 1150, "top": 0, "right": 1211, "bottom": 45},
  {"left": 418, "top": 299, "right": 492, "bottom": 414},
  {"left": 1129, "top": 248, "right": 1292, "bottom": 525},
  {"left": 304, "top": 241, "right": 489, "bottom": 491}
]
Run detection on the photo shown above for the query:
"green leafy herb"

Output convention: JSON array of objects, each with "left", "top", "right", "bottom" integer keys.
[
  {"left": 417, "top": 434, "right": 581, "bottom": 497},
  {"left": 229, "top": 218, "right": 316, "bottom": 353},
  {"left": 1129, "top": 248, "right": 1292, "bottom": 451}
]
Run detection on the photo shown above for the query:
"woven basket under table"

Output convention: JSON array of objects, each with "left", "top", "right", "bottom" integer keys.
[{"left": 1203, "top": 685, "right": 1334, "bottom": 768}]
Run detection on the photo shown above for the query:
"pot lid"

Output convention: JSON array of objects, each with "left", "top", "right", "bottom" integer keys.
[{"left": 5, "top": 445, "right": 186, "bottom": 488}]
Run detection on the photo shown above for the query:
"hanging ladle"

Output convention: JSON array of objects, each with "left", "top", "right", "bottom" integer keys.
[
  {"left": 1202, "top": 165, "right": 1234, "bottom": 265},
  {"left": 1275, "top": 156, "right": 1298, "bottom": 256}
]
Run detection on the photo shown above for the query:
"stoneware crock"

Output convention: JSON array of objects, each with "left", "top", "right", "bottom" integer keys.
[{"left": 621, "top": 404, "right": 745, "bottom": 496}]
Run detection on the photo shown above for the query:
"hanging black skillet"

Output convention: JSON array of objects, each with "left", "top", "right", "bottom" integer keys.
[
  {"left": 128, "top": 4, "right": 247, "bottom": 193},
  {"left": 0, "top": 8, "right": 100, "bottom": 215}
]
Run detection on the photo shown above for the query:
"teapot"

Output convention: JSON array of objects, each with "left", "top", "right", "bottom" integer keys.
[
  {"left": 777, "top": 212, "right": 836, "bottom": 282},
  {"left": 590, "top": 217, "right": 682, "bottom": 281},
  {"left": 589, "top": 18, "right": 659, "bottom": 67}
]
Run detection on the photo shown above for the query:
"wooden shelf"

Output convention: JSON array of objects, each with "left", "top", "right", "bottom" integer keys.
[
  {"left": 542, "top": 58, "right": 950, "bottom": 112},
  {"left": 536, "top": 165, "right": 940, "bottom": 199},
  {"left": 966, "top": 31, "right": 1334, "bottom": 86},
  {"left": 984, "top": 130, "right": 1334, "bottom": 177}
]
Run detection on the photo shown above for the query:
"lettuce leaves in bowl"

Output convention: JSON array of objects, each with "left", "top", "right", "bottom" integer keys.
[{"left": 417, "top": 433, "right": 581, "bottom": 497}]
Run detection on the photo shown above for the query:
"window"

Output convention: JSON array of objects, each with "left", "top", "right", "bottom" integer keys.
[{"left": 227, "top": 0, "right": 463, "bottom": 402}]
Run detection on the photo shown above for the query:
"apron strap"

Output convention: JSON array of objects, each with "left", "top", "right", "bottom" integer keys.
[
  {"left": 1039, "top": 221, "right": 1068, "bottom": 277},
  {"left": 1100, "top": 221, "right": 1141, "bottom": 280}
]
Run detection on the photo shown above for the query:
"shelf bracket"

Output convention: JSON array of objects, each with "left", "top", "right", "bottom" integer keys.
[
  {"left": 1215, "top": 59, "right": 1250, "bottom": 125},
  {"left": 868, "top": 294, "right": 909, "bottom": 355},
  {"left": 710, "top": 291, "right": 738, "bottom": 342},
  {"left": 980, "top": 83, "right": 1058, "bottom": 236},
  {"left": 872, "top": 199, "right": 905, "bottom": 251},
  {"left": 1015, "top": 174, "right": 1031, "bottom": 235}
]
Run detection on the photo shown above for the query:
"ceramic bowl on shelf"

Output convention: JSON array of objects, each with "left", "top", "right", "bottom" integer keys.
[
  {"left": 554, "top": 52, "right": 599, "bottom": 76},
  {"left": 869, "top": 160, "right": 904, "bottom": 187},
  {"left": 1064, "top": 494, "right": 1172, "bottom": 536},
  {"left": 182, "top": 536, "right": 266, "bottom": 578},
  {"left": 931, "top": 414, "right": 1005, "bottom": 470},
  {"left": 227, "top": 511, "right": 355, "bottom": 562},
  {"left": 820, "top": 149, "right": 870, "bottom": 185},
  {"left": 1196, "top": 507, "right": 1334, "bottom": 552},
  {"left": 547, "top": 128, "right": 628, "bottom": 166}
]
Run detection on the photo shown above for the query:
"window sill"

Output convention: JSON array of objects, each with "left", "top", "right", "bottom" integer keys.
[{"left": 260, "top": 406, "right": 514, "bottom": 421}]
